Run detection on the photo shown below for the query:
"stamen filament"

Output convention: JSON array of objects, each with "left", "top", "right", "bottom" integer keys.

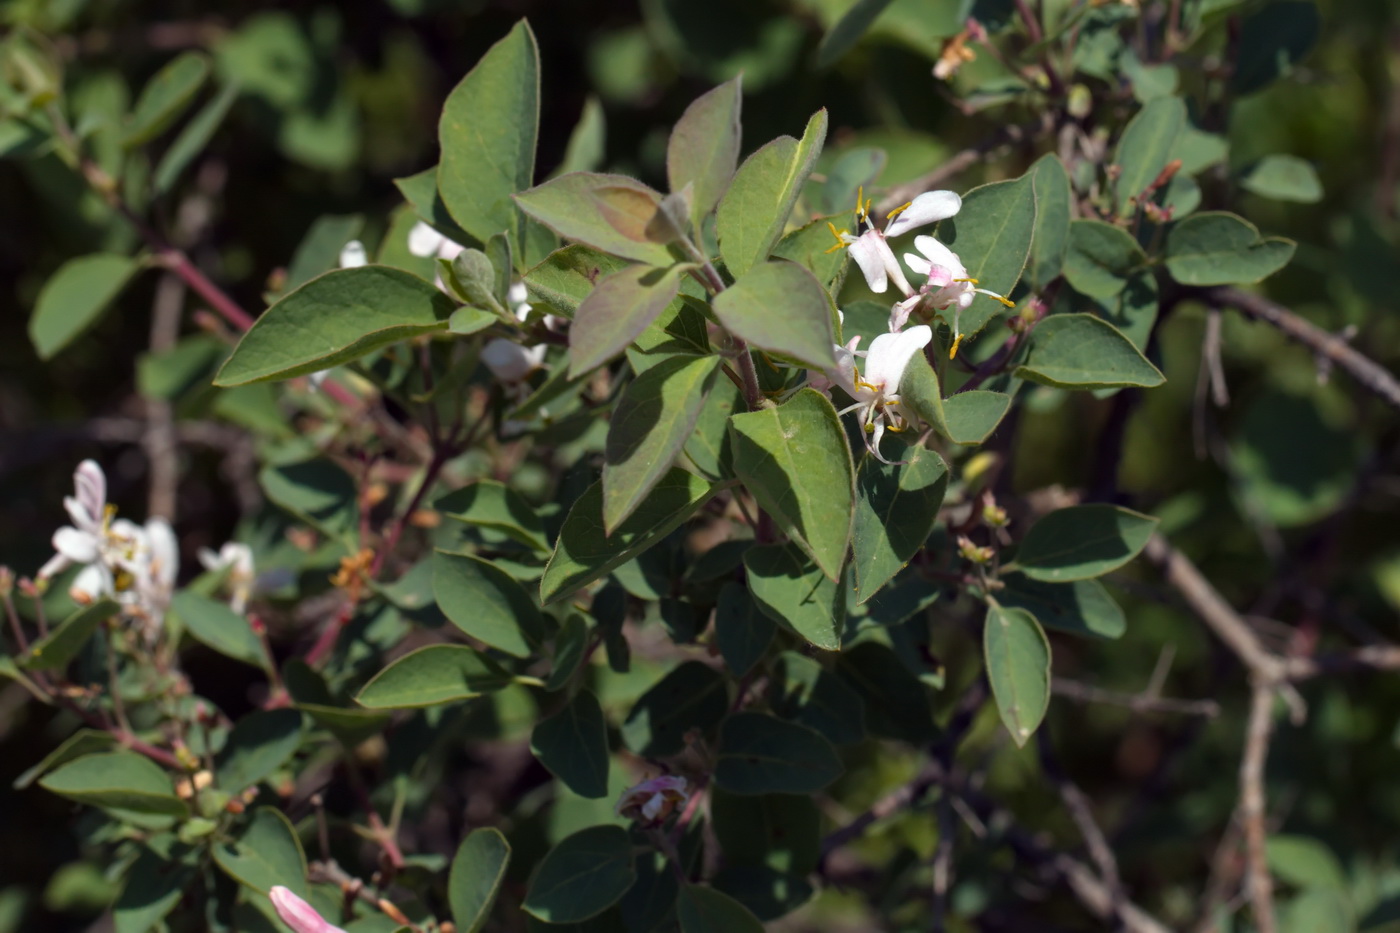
[{"left": 885, "top": 200, "right": 913, "bottom": 221}]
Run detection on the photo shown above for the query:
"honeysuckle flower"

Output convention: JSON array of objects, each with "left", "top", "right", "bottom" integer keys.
[
  {"left": 508, "top": 281, "right": 532, "bottom": 322},
  {"left": 827, "top": 189, "right": 963, "bottom": 297},
  {"left": 407, "top": 221, "right": 465, "bottom": 263},
  {"left": 616, "top": 775, "right": 690, "bottom": 824},
  {"left": 38, "top": 459, "right": 108, "bottom": 585},
  {"left": 817, "top": 325, "right": 933, "bottom": 464},
  {"left": 338, "top": 240, "right": 367, "bottom": 268},
  {"left": 198, "top": 542, "right": 255, "bottom": 614},
  {"left": 269, "top": 886, "right": 346, "bottom": 933},
  {"left": 896, "top": 233, "right": 1014, "bottom": 357},
  {"left": 481, "top": 338, "right": 546, "bottom": 384}
]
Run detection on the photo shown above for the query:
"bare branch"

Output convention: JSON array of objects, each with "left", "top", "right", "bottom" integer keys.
[
  {"left": 1036, "top": 729, "right": 1126, "bottom": 911},
  {"left": 1240, "top": 683, "right": 1279, "bottom": 933},
  {"left": 1198, "top": 286, "right": 1400, "bottom": 411},
  {"left": 1051, "top": 677, "right": 1221, "bottom": 718}
]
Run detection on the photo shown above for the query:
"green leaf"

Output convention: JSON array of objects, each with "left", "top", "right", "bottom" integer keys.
[
  {"left": 570, "top": 264, "right": 686, "bottom": 376},
  {"left": 356, "top": 645, "right": 512, "bottom": 709},
  {"left": 1062, "top": 219, "right": 1148, "bottom": 298},
  {"left": 684, "top": 379, "right": 742, "bottom": 479},
  {"left": 772, "top": 214, "right": 850, "bottom": 287},
  {"left": 668, "top": 76, "right": 742, "bottom": 226},
  {"left": 540, "top": 468, "right": 715, "bottom": 605},
  {"left": 1015, "top": 313, "right": 1164, "bottom": 390},
  {"left": 21, "top": 597, "right": 119, "bottom": 671},
  {"left": 711, "top": 261, "right": 836, "bottom": 369},
  {"left": 1083, "top": 267, "right": 1159, "bottom": 352},
  {"left": 621, "top": 660, "right": 729, "bottom": 757},
  {"left": 1266, "top": 836, "right": 1347, "bottom": 891},
  {"left": 1164, "top": 211, "right": 1295, "bottom": 285},
  {"left": 1240, "top": 154, "right": 1322, "bottom": 203},
  {"left": 710, "top": 790, "right": 820, "bottom": 874},
  {"left": 851, "top": 446, "right": 948, "bottom": 601},
  {"left": 816, "top": 0, "right": 897, "bottom": 67},
  {"left": 394, "top": 166, "right": 475, "bottom": 249},
  {"left": 436, "top": 480, "right": 550, "bottom": 552},
  {"left": 943, "top": 391, "right": 1013, "bottom": 444},
  {"left": 12, "top": 730, "right": 116, "bottom": 790},
  {"left": 438, "top": 20, "right": 539, "bottom": 247},
  {"left": 450, "top": 828, "right": 512, "bottom": 933},
  {"left": 153, "top": 82, "right": 238, "bottom": 195},
  {"left": 717, "top": 109, "right": 828, "bottom": 278},
  {"left": 1014, "top": 504, "right": 1158, "bottom": 581},
  {"left": 216, "top": 266, "right": 456, "bottom": 385},
  {"left": 997, "top": 574, "right": 1125, "bottom": 638},
  {"left": 678, "top": 884, "right": 765, "bottom": 933},
  {"left": 515, "top": 173, "right": 675, "bottom": 266},
  {"left": 1232, "top": 1, "right": 1319, "bottom": 95},
  {"left": 1028, "top": 154, "right": 1071, "bottom": 291},
  {"left": 984, "top": 603, "right": 1051, "bottom": 747},
  {"left": 531, "top": 690, "right": 611, "bottom": 798},
  {"left": 40, "top": 752, "right": 187, "bottom": 816},
  {"left": 938, "top": 171, "right": 1038, "bottom": 339},
  {"left": 714, "top": 712, "right": 844, "bottom": 795},
  {"left": 557, "top": 96, "right": 606, "bottom": 176},
  {"left": 259, "top": 459, "right": 358, "bottom": 541},
  {"left": 523, "top": 245, "right": 629, "bottom": 319},
  {"left": 770, "top": 652, "right": 865, "bottom": 746},
  {"left": 605, "top": 355, "right": 721, "bottom": 532},
  {"left": 712, "top": 866, "right": 814, "bottom": 921},
  {"left": 284, "top": 660, "right": 392, "bottom": 747},
  {"left": 433, "top": 550, "right": 544, "bottom": 658},
  {"left": 283, "top": 213, "right": 364, "bottom": 294},
  {"left": 714, "top": 581, "right": 774, "bottom": 677},
  {"left": 113, "top": 847, "right": 193, "bottom": 933},
  {"left": 171, "top": 591, "right": 263, "bottom": 667},
  {"left": 522, "top": 825, "right": 637, "bottom": 923},
  {"left": 1113, "top": 96, "right": 1185, "bottom": 214},
  {"left": 123, "top": 51, "right": 209, "bottom": 146},
  {"left": 29, "top": 253, "right": 141, "bottom": 360},
  {"left": 729, "top": 388, "right": 854, "bottom": 581},
  {"left": 834, "top": 641, "right": 936, "bottom": 743},
  {"left": 211, "top": 807, "right": 307, "bottom": 895},
  {"left": 215, "top": 709, "right": 303, "bottom": 793},
  {"left": 744, "top": 543, "right": 846, "bottom": 651}
]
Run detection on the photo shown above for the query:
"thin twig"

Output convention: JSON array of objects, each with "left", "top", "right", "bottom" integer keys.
[
  {"left": 1239, "top": 683, "right": 1278, "bottom": 933},
  {"left": 1051, "top": 677, "right": 1221, "bottom": 717},
  {"left": 1036, "top": 729, "right": 1126, "bottom": 913},
  {"left": 1197, "top": 286, "right": 1400, "bottom": 411}
]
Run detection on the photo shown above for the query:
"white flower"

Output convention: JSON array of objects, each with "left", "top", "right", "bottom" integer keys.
[
  {"left": 38, "top": 459, "right": 108, "bottom": 585},
  {"left": 816, "top": 325, "right": 932, "bottom": 464},
  {"left": 481, "top": 338, "right": 546, "bottom": 384},
  {"left": 337, "top": 240, "right": 367, "bottom": 268},
  {"left": 269, "top": 887, "right": 346, "bottom": 933},
  {"left": 197, "top": 542, "right": 255, "bottom": 614},
  {"left": 407, "top": 221, "right": 465, "bottom": 262},
  {"left": 616, "top": 775, "right": 690, "bottom": 824},
  {"left": 508, "top": 281, "right": 532, "bottom": 322},
  {"left": 898, "top": 234, "right": 1014, "bottom": 357},
  {"left": 828, "top": 189, "right": 963, "bottom": 297}
]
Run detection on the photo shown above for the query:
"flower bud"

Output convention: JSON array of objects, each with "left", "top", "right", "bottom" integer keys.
[{"left": 270, "top": 887, "right": 348, "bottom": 933}]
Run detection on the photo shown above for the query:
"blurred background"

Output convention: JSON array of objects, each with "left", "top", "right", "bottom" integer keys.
[{"left": 2, "top": 0, "right": 1400, "bottom": 929}]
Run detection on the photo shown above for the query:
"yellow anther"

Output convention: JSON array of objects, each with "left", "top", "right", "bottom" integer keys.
[
  {"left": 949, "top": 333, "right": 966, "bottom": 359},
  {"left": 855, "top": 186, "right": 868, "bottom": 222},
  {"left": 885, "top": 200, "right": 913, "bottom": 221},
  {"left": 994, "top": 295, "right": 1015, "bottom": 307},
  {"left": 855, "top": 378, "right": 881, "bottom": 393},
  {"left": 824, "top": 221, "right": 848, "bottom": 254},
  {"left": 886, "top": 421, "right": 906, "bottom": 433},
  {"left": 953, "top": 277, "right": 980, "bottom": 284}
]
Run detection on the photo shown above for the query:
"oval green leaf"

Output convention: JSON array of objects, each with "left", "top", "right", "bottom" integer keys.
[
  {"left": 984, "top": 604, "right": 1051, "bottom": 747},
  {"left": 531, "top": 689, "right": 610, "bottom": 798},
  {"left": 432, "top": 549, "right": 544, "bottom": 658},
  {"left": 1063, "top": 219, "right": 1148, "bottom": 299},
  {"left": 515, "top": 173, "right": 674, "bottom": 266},
  {"left": 22, "top": 597, "right": 120, "bottom": 671},
  {"left": 214, "top": 708, "right": 303, "bottom": 794},
  {"left": 711, "top": 261, "right": 836, "bottom": 370},
  {"left": 356, "top": 645, "right": 512, "bottom": 709},
  {"left": 29, "top": 254, "right": 141, "bottom": 360},
  {"left": 124, "top": 51, "right": 211, "bottom": 147},
  {"left": 570, "top": 263, "right": 685, "bottom": 376},
  {"left": 937, "top": 171, "right": 1038, "bottom": 339},
  {"left": 522, "top": 825, "right": 637, "bottom": 923},
  {"left": 1015, "top": 314, "right": 1165, "bottom": 390},
  {"left": 172, "top": 591, "right": 263, "bottom": 668},
  {"left": 851, "top": 446, "right": 948, "bottom": 602},
  {"left": 621, "top": 660, "right": 729, "bottom": 757},
  {"left": 678, "top": 884, "right": 765, "bottom": 933},
  {"left": 449, "top": 828, "right": 512, "bottom": 933},
  {"left": 714, "top": 712, "right": 844, "bottom": 795},
  {"left": 744, "top": 543, "right": 846, "bottom": 651},
  {"left": 211, "top": 806, "right": 307, "bottom": 895},
  {"left": 1014, "top": 504, "right": 1159, "bottom": 582},
  {"left": 1164, "top": 211, "right": 1296, "bottom": 286},
  {"left": 40, "top": 752, "right": 187, "bottom": 817},
  {"left": 215, "top": 266, "right": 457, "bottom": 385},
  {"left": 667, "top": 76, "right": 742, "bottom": 225},
  {"left": 1113, "top": 96, "right": 1185, "bottom": 215},
  {"left": 1028, "top": 153, "right": 1072, "bottom": 291}
]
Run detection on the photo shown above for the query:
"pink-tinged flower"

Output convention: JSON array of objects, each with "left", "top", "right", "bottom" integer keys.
[
  {"left": 814, "top": 325, "right": 932, "bottom": 464},
  {"left": 898, "top": 234, "right": 1014, "bottom": 357},
  {"left": 269, "top": 886, "right": 347, "bottom": 933},
  {"left": 616, "top": 775, "right": 690, "bottom": 824},
  {"left": 828, "top": 189, "right": 964, "bottom": 298},
  {"left": 38, "top": 460, "right": 108, "bottom": 584}
]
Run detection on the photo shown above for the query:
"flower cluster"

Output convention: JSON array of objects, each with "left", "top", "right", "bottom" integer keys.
[
  {"left": 814, "top": 186, "right": 1015, "bottom": 461},
  {"left": 615, "top": 775, "right": 690, "bottom": 825},
  {"left": 37, "top": 461, "right": 178, "bottom": 638}
]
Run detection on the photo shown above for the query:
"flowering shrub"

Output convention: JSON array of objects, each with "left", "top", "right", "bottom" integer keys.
[{"left": 3, "top": 3, "right": 1399, "bottom": 933}]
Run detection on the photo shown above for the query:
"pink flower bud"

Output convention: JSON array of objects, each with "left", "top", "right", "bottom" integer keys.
[{"left": 269, "top": 886, "right": 346, "bottom": 933}]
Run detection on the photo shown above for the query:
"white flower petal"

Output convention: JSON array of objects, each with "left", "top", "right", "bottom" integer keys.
[
  {"left": 481, "top": 339, "right": 540, "bottom": 383},
  {"left": 338, "top": 240, "right": 368, "bottom": 268},
  {"left": 885, "top": 190, "right": 962, "bottom": 238},
  {"left": 913, "top": 235, "right": 966, "bottom": 276},
  {"left": 847, "top": 232, "right": 889, "bottom": 293},
  {"left": 407, "top": 221, "right": 446, "bottom": 258},
  {"left": 71, "top": 563, "right": 111, "bottom": 603},
  {"left": 903, "top": 252, "right": 931, "bottom": 276},
  {"left": 73, "top": 460, "right": 106, "bottom": 522},
  {"left": 864, "top": 325, "right": 932, "bottom": 392},
  {"left": 145, "top": 518, "right": 179, "bottom": 589},
  {"left": 53, "top": 527, "right": 100, "bottom": 564}
]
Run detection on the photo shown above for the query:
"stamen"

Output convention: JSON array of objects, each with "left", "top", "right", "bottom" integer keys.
[
  {"left": 854, "top": 378, "right": 881, "bottom": 393},
  {"left": 953, "top": 277, "right": 980, "bottom": 284},
  {"left": 949, "top": 333, "right": 966, "bottom": 359},
  {"left": 855, "top": 186, "right": 868, "bottom": 223},
  {"left": 885, "top": 200, "right": 913, "bottom": 221},
  {"left": 824, "top": 221, "right": 850, "bottom": 254},
  {"left": 974, "top": 288, "right": 1016, "bottom": 308}
]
